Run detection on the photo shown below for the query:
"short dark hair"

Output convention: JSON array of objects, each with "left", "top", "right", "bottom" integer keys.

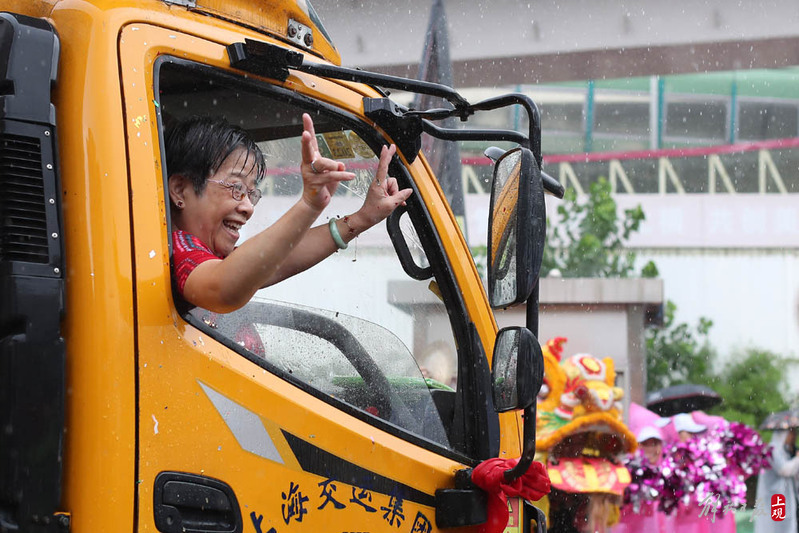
[{"left": 165, "top": 116, "right": 267, "bottom": 194}]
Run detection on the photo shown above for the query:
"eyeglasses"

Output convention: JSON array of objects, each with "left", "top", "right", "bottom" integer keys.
[{"left": 207, "top": 179, "right": 262, "bottom": 206}]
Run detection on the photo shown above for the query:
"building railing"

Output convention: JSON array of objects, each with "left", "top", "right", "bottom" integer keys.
[
  {"left": 463, "top": 137, "right": 799, "bottom": 195},
  {"left": 260, "top": 138, "right": 799, "bottom": 197}
]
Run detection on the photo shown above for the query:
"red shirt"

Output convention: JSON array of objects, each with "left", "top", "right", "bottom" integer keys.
[
  {"left": 171, "top": 229, "right": 221, "bottom": 295},
  {"left": 171, "top": 229, "right": 265, "bottom": 357}
]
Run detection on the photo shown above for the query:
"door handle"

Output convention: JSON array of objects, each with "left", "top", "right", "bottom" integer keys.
[{"left": 153, "top": 472, "right": 242, "bottom": 533}]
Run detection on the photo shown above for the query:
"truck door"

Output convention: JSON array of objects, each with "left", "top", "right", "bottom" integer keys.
[{"left": 120, "top": 24, "right": 508, "bottom": 533}]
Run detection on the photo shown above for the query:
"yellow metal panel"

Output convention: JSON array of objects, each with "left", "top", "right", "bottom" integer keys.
[
  {"left": 12, "top": 0, "right": 339, "bottom": 61},
  {"left": 47, "top": 3, "right": 137, "bottom": 530},
  {"left": 195, "top": 0, "right": 341, "bottom": 64},
  {"left": 3, "top": 0, "right": 57, "bottom": 17}
]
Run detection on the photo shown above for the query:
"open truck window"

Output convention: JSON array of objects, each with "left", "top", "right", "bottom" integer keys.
[{"left": 156, "top": 60, "right": 466, "bottom": 456}]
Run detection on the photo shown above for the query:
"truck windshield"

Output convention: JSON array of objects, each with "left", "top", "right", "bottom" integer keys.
[
  {"left": 188, "top": 300, "right": 451, "bottom": 448},
  {"left": 158, "top": 60, "right": 465, "bottom": 456}
]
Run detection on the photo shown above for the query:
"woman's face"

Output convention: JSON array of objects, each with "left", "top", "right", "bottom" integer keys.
[
  {"left": 174, "top": 148, "right": 258, "bottom": 257},
  {"left": 640, "top": 437, "right": 663, "bottom": 463}
]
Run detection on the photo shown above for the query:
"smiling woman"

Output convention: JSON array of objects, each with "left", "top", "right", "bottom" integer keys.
[
  {"left": 165, "top": 114, "right": 411, "bottom": 313},
  {"left": 167, "top": 117, "right": 266, "bottom": 258}
]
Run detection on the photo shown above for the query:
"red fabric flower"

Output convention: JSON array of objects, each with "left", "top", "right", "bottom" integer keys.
[{"left": 471, "top": 458, "right": 550, "bottom": 533}]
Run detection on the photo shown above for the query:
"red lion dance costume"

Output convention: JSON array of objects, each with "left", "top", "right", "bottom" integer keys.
[{"left": 532, "top": 338, "right": 636, "bottom": 533}]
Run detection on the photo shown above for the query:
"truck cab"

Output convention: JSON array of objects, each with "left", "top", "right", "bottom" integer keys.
[{"left": 0, "top": 2, "right": 558, "bottom": 532}]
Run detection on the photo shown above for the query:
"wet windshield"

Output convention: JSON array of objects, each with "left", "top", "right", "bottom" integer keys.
[{"left": 188, "top": 300, "right": 451, "bottom": 448}]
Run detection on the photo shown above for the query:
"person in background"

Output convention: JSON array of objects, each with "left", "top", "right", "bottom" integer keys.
[
  {"left": 669, "top": 413, "right": 711, "bottom": 533},
  {"left": 754, "top": 428, "right": 799, "bottom": 533},
  {"left": 167, "top": 113, "right": 412, "bottom": 312},
  {"left": 637, "top": 426, "right": 664, "bottom": 465},
  {"left": 673, "top": 412, "right": 707, "bottom": 442},
  {"left": 613, "top": 425, "right": 671, "bottom": 533},
  {"left": 418, "top": 340, "right": 457, "bottom": 389}
]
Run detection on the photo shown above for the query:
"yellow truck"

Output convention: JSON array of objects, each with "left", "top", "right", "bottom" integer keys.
[{"left": 0, "top": 1, "right": 562, "bottom": 531}]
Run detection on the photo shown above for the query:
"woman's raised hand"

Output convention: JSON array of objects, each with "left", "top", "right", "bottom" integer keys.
[
  {"left": 299, "top": 113, "right": 412, "bottom": 230},
  {"left": 300, "top": 113, "right": 355, "bottom": 210},
  {"left": 353, "top": 144, "right": 413, "bottom": 229}
]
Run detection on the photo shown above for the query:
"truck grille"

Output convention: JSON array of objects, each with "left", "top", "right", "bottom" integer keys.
[{"left": 0, "top": 133, "right": 49, "bottom": 264}]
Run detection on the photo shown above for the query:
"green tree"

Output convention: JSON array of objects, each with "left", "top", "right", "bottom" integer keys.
[
  {"left": 710, "top": 348, "right": 796, "bottom": 428},
  {"left": 542, "top": 178, "right": 656, "bottom": 278},
  {"left": 645, "top": 308, "right": 795, "bottom": 428},
  {"left": 645, "top": 301, "right": 716, "bottom": 391}
]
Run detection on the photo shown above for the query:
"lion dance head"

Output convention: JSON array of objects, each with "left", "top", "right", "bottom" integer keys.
[{"left": 534, "top": 337, "right": 636, "bottom": 533}]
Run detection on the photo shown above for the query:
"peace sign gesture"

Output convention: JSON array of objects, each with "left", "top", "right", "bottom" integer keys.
[
  {"left": 354, "top": 144, "right": 414, "bottom": 228},
  {"left": 300, "top": 113, "right": 355, "bottom": 211}
]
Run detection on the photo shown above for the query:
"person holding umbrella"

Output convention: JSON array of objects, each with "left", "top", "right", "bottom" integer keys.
[
  {"left": 672, "top": 412, "right": 708, "bottom": 443},
  {"left": 754, "top": 410, "right": 799, "bottom": 533}
]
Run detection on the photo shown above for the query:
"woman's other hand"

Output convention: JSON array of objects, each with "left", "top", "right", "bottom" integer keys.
[
  {"left": 300, "top": 113, "right": 355, "bottom": 211},
  {"left": 349, "top": 144, "right": 413, "bottom": 232}
]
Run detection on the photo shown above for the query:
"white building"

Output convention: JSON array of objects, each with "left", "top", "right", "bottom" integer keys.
[{"left": 311, "top": 0, "right": 799, "bottom": 392}]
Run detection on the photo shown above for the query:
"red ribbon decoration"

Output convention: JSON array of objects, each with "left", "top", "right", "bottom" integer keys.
[{"left": 471, "top": 458, "right": 551, "bottom": 533}]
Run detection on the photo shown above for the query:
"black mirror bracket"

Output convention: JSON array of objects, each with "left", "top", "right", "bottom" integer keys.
[
  {"left": 503, "top": 403, "right": 538, "bottom": 483},
  {"left": 225, "top": 39, "right": 572, "bottom": 198},
  {"left": 363, "top": 98, "right": 423, "bottom": 163},
  {"left": 226, "top": 39, "right": 302, "bottom": 81}
]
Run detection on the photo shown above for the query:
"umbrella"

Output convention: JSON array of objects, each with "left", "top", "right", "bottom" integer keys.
[
  {"left": 628, "top": 402, "right": 662, "bottom": 435},
  {"left": 759, "top": 409, "right": 799, "bottom": 431},
  {"left": 646, "top": 384, "right": 722, "bottom": 417}
]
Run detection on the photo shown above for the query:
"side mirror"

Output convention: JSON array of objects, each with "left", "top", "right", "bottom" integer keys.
[
  {"left": 487, "top": 147, "right": 545, "bottom": 309},
  {"left": 491, "top": 327, "right": 543, "bottom": 412},
  {"left": 491, "top": 326, "right": 544, "bottom": 483}
]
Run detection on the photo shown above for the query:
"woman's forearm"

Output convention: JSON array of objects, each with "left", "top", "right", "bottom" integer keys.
[{"left": 264, "top": 214, "right": 368, "bottom": 285}]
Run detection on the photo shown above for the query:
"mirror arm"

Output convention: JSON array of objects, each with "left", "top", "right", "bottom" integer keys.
[
  {"left": 427, "top": 124, "right": 562, "bottom": 199},
  {"left": 227, "top": 39, "right": 470, "bottom": 109},
  {"left": 421, "top": 119, "right": 530, "bottom": 146},
  {"left": 504, "top": 275, "right": 541, "bottom": 484},
  {"left": 526, "top": 283, "right": 540, "bottom": 338},
  {"left": 483, "top": 95, "right": 565, "bottom": 198},
  {"left": 504, "top": 402, "right": 537, "bottom": 483},
  {"left": 228, "top": 40, "right": 567, "bottom": 197},
  {"left": 296, "top": 61, "right": 471, "bottom": 110},
  {"left": 468, "top": 94, "right": 542, "bottom": 168},
  {"left": 468, "top": 95, "right": 566, "bottom": 198}
]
